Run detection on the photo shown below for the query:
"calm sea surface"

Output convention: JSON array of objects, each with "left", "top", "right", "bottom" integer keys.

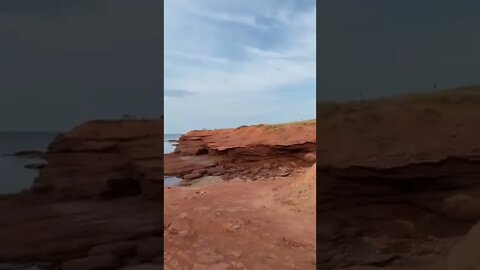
[
  {"left": 164, "top": 133, "right": 181, "bottom": 154},
  {"left": 0, "top": 132, "right": 59, "bottom": 195},
  {"left": 164, "top": 133, "right": 182, "bottom": 187},
  {"left": 0, "top": 132, "right": 183, "bottom": 194}
]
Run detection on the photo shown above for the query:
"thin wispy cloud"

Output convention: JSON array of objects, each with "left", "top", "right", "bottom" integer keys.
[
  {"left": 165, "top": 89, "right": 195, "bottom": 98},
  {"left": 165, "top": 0, "right": 316, "bottom": 133},
  {"left": 167, "top": 51, "right": 231, "bottom": 65},
  {"left": 199, "top": 11, "right": 269, "bottom": 31}
]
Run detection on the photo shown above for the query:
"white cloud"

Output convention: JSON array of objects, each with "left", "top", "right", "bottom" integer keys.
[
  {"left": 167, "top": 51, "right": 231, "bottom": 65},
  {"left": 165, "top": 89, "right": 195, "bottom": 98},
  {"left": 164, "top": 0, "right": 316, "bottom": 133},
  {"left": 198, "top": 11, "right": 269, "bottom": 31}
]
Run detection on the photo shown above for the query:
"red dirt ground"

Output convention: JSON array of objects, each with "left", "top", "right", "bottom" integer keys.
[{"left": 164, "top": 164, "right": 316, "bottom": 270}]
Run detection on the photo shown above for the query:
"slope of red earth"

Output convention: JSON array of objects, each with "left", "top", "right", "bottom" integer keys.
[
  {"left": 0, "top": 120, "right": 164, "bottom": 270},
  {"left": 164, "top": 121, "right": 316, "bottom": 269},
  {"left": 317, "top": 86, "right": 480, "bottom": 270}
]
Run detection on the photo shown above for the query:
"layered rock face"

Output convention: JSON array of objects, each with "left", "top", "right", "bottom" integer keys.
[
  {"left": 0, "top": 120, "right": 165, "bottom": 268},
  {"left": 0, "top": 119, "right": 316, "bottom": 269},
  {"left": 163, "top": 122, "right": 317, "bottom": 269},
  {"left": 32, "top": 120, "right": 163, "bottom": 200},
  {"left": 17, "top": 120, "right": 316, "bottom": 269},
  {"left": 317, "top": 87, "right": 480, "bottom": 269},
  {"left": 165, "top": 122, "right": 316, "bottom": 182}
]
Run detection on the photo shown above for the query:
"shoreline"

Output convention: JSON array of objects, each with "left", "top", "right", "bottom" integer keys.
[
  {"left": 0, "top": 120, "right": 165, "bottom": 269},
  {"left": 163, "top": 121, "right": 317, "bottom": 269},
  {"left": 0, "top": 119, "right": 317, "bottom": 270}
]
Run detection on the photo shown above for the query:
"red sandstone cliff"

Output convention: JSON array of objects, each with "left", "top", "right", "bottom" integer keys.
[
  {"left": 165, "top": 121, "right": 316, "bottom": 181},
  {"left": 162, "top": 121, "right": 317, "bottom": 269},
  {"left": 31, "top": 120, "right": 164, "bottom": 200},
  {"left": 0, "top": 119, "right": 165, "bottom": 269},
  {"left": 317, "top": 86, "right": 480, "bottom": 269},
  {"left": 0, "top": 119, "right": 317, "bottom": 270}
]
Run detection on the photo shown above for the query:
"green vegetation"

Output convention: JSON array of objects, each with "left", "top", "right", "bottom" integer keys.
[
  {"left": 318, "top": 85, "right": 480, "bottom": 120},
  {"left": 317, "top": 100, "right": 379, "bottom": 120},
  {"left": 261, "top": 119, "right": 315, "bottom": 130}
]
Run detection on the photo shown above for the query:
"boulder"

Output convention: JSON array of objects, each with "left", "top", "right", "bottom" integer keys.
[
  {"left": 207, "top": 165, "right": 226, "bottom": 176},
  {"left": 183, "top": 170, "right": 205, "bottom": 180}
]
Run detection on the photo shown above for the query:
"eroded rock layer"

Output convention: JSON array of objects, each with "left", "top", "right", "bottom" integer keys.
[
  {"left": 32, "top": 120, "right": 163, "bottom": 200},
  {"left": 0, "top": 119, "right": 318, "bottom": 269},
  {"left": 163, "top": 121, "right": 317, "bottom": 269},
  {"left": 318, "top": 87, "right": 480, "bottom": 270},
  {"left": 0, "top": 120, "right": 165, "bottom": 269},
  {"left": 165, "top": 122, "right": 316, "bottom": 182}
]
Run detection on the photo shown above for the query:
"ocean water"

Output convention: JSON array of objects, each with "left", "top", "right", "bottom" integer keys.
[
  {"left": 0, "top": 132, "right": 183, "bottom": 194},
  {"left": 164, "top": 133, "right": 181, "bottom": 154},
  {"left": 0, "top": 132, "right": 59, "bottom": 195},
  {"left": 164, "top": 134, "right": 182, "bottom": 187}
]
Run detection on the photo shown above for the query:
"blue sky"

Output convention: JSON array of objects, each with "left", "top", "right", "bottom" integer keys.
[
  {"left": 164, "top": 0, "right": 316, "bottom": 134},
  {"left": 318, "top": 1, "right": 480, "bottom": 101}
]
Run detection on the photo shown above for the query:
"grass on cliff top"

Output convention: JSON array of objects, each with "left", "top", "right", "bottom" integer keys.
[
  {"left": 318, "top": 85, "right": 480, "bottom": 119},
  {"left": 259, "top": 119, "right": 315, "bottom": 131},
  {"left": 232, "top": 120, "right": 315, "bottom": 130}
]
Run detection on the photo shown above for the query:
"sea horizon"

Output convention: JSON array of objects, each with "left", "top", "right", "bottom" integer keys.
[
  {"left": 164, "top": 133, "right": 182, "bottom": 187},
  {"left": 0, "top": 131, "right": 58, "bottom": 194}
]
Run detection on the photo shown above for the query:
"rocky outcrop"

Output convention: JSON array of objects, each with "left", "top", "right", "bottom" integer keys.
[
  {"left": 0, "top": 195, "right": 163, "bottom": 268},
  {"left": 0, "top": 119, "right": 164, "bottom": 268},
  {"left": 317, "top": 87, "right": 480, "bottom": 269},
  {"left": 31, "top": 120, "right": 163, "bottom": 200},
  {"left": 0, "top": 119, "right": 316, "bottom": 269},
  {"left": 165, "top": 122, "right": 316, "bottom": 182},
  {"left": 163, "top": 122, "right": 317, "bottom": 269},
  {"left": 317, "top": 162, "right": 480, "bottom": 269},
  {"left": 318, "top": 87, "right": 480, "bottom": 169}
]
